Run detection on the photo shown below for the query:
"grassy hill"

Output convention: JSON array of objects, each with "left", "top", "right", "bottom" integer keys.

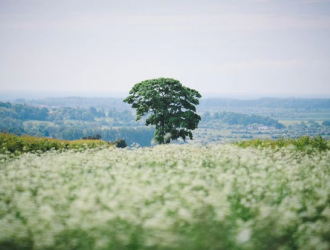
[{"left": 0, "top": 133, "right": 110, "bottom": 155}]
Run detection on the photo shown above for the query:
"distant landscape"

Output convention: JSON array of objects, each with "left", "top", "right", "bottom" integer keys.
[
  {"left": 1, "top": 96, "right": 330, "bottom": 146},
  {"left": 1, "top": 0, "right": 330, "bottom": 249}
]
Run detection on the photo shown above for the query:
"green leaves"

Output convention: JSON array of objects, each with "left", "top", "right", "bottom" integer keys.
[{"left": 124, "top": 78, "right": 202, "bottom": 144}]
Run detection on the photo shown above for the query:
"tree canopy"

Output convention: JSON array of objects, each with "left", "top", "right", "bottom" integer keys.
[{"left": 124, "top": 78, "right": 202, "bottom": 144}]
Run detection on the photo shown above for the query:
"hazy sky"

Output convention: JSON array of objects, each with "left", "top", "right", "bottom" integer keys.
[{"left": 1, "top": 0, "right": 330, "bottom": 98}]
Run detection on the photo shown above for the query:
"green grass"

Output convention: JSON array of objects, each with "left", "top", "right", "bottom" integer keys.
[
  {"left": 235, "top": 135, "right": 330, "bottom": 152},
  {"left": 0, "top": 133, "right": 111, "bottom": 155}
]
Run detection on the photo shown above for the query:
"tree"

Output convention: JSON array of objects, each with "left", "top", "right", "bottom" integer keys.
[
  {"left": 124, "top": 78, "right": 202, "bottom": 144},
  {"left": 323, "top": 121, "right": 330, "bottom": 127}
]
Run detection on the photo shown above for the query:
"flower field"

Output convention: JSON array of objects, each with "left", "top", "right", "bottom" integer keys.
[{"left": 1, "top": 144, "right": 330, "bottom": 250}]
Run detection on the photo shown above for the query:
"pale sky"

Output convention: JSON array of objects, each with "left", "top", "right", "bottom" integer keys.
[{"left": 1, "top": 0, "right": 330, "bottom": 98}]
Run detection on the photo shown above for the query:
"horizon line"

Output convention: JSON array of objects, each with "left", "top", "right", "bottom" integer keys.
[{"left": 1, "top": 91, "right": 330, "bottom": 100}]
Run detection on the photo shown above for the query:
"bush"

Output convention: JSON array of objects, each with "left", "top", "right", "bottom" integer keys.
[
  {"left": 115, "top": 139, "right": 127, "bottom": 148},
  {"left": 108, "top": 139, "right": 127, "bottom": 148},
  {"left": 82, "top": 134, "right": 102, "bottom": 140}
]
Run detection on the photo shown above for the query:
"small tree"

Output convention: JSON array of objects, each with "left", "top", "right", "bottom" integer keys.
[{"left": 124, "top": 78, "right": 201, "bottom": 144}]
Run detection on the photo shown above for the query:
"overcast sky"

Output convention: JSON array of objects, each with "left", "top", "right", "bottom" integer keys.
[{"left": 0, "top": 0, "right": 330, "bottom": 98}]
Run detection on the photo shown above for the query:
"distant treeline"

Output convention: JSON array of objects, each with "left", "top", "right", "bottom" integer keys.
[
  {"left": 0, "top": 101, "right": 135, "bottom": 121},
  {"left": 2, "top": 101, "right": 330, "bottom": 145},
  {"left": 201, "top": 111, "right": 285, "bottom": 128},
  {"left": 53, "top": 127, "right": 154, "bottom": 146},
  {"left": 12, "top": 97, "right": 330, "bottom": 109},
  {"left": 0, "top": 120, "right": 154, "bottom": 146},
  {"left": 0, "top": 101, "right": 48, "bottom": 120},
  {"left": 199, "top": 98, "right": 330, "bottom": 110},
  {"left": 0, "top": 102, "right": 153, "bottom": 146}
]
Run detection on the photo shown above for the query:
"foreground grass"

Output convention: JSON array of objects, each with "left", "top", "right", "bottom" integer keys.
[
  {"left": 0, "top": 144, "right": 330, "bottom": 250},
  {"left": 0, "top": 133, "right": 110, "bottom": 155}
]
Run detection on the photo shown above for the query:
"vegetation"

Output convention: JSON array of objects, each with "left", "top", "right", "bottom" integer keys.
[
  {"left": 201, "top": 111, "right": 284, "bottom": 128},
  {"left": 124, "top": 78, "right": 202, "bottom": 144},
  {"left": 0, "top": 133, "right": 110, "bottom": 155},
  {"left": 200, "top": 97, "right": 330, "bottom": 109},
  {"left": 1, "top": 96, "right": 330, "bottom": 249},
  {"left": 21, "top": 96, "right": 330, "bottom": 110},
  {"left": 1, "top": 100, "right": 330, "bottom": 145},
  {"left": 0, "top": 101, "right": 154, "bottom": 146},
  {"left": 0, "top": 101, "right": 48, "bottom": 121},
  {"left": 0, "top": 102, "right": 104, "bottom": 122},
  {"left": 0, "top": 144, "right": 329, "bottom": 250},
  {"left": 109, "top": 139, "right": 127, "bottom": 148},
  {"left": 236, "top": 135, "right": 330, "bottom": 151},
  {"left": 82, "top": 134, "right": 102, "bottom": 140}
]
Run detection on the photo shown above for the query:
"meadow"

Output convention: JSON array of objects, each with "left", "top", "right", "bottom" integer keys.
[
  {"left": 0, "top": 133, "right": 111, "bottom": 155},
  {"left": 1, "top": 140, "right": 330, "bottom": 250}
]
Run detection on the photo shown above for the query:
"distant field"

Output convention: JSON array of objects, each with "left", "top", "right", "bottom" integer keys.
[
  {"left": 23, "top": 120, "right": 55, "bottom": 126},
  {"left": 1, "top": 143, "right": 329, "bottom": 250},
  {"left": 278, "top": 120, "right": 322, "bottom": 126}
]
